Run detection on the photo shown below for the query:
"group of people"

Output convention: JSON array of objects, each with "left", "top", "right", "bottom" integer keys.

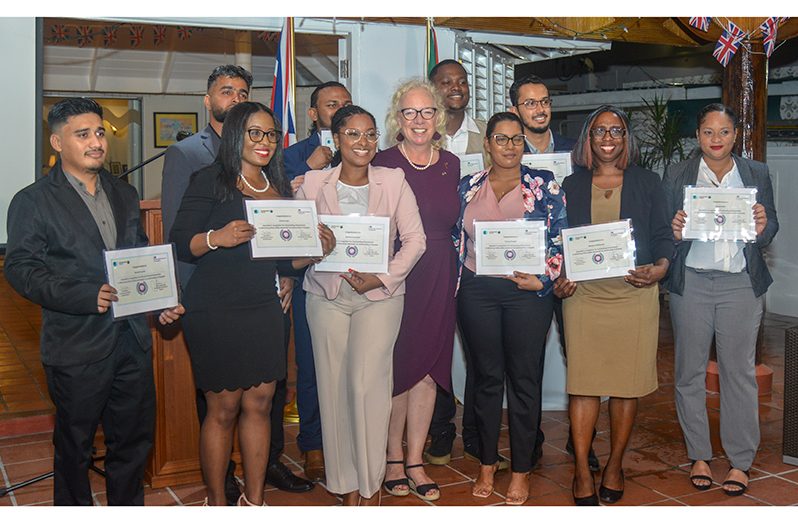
[{"left": 3, "top": 58, "right": 777, "bottom": 507}]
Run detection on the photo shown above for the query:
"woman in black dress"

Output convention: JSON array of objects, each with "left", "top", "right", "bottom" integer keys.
[{"left": 171, "top": 102, "right": 333, "bottom": 506}]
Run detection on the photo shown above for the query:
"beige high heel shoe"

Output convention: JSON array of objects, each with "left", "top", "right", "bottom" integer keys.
[{"left": 237, "top": 493, "right": 267, "bottom": 506}]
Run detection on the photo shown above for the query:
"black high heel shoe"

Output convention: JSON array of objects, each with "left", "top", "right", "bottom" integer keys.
[
  {"left": 598, "top": 470, "right": 624, "bottom": 504},
  {"left": 572, "top": 479, "right": 599, "bottom": 506}
]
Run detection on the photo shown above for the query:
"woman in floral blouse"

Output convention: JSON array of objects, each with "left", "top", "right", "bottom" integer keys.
[{"left": 455, "top": 112, "right": 567, "bottom": 505}]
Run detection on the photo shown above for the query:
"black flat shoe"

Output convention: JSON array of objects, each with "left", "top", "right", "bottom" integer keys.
[
  {"left": 689, "top": 459, "right": 713, "bottom": 491},
  {"left": 572, "top": 480, "right": 599, "bottom": 506},
  {"left": 383, "top": 460, "right": 410, "bottom": 496},
  {"left": 599, "top": 470, "right": 624, "bottom": 504},
  {"left": 266, "top": 461, "right": 315, "bottom": 493}
]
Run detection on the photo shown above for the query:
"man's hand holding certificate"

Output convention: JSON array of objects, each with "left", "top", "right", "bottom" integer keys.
[
  {"left": 104, "top": 244, "right": 179, "bottom": 319},
  {"left": 244, "top": 199, "right": 323, "bottom": 258},
  {"left": 474, "top": 220, "right": 547, "bottom": 276},
  {"left": 681, "top": 186, "right": 758, "bottom": 242},
  {"left": 561, "top": 220, "right": 636, "bottom": 282},
  {"left": 315, "top": 215, "right": 390, "bottom": 274}
]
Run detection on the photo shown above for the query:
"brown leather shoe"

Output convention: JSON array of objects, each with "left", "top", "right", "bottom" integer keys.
[{"left": 304, "top": 450, "right": 326, "bottom": 482}]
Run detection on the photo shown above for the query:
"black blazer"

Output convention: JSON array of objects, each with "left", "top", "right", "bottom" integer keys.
[
  {"left": 161, "top": 124, "right": 219, "bottom": 287},
  {"left": 662, "top": 154, "right": 779, "bottom": 297},
  {"left": 4, "top": 163, "right": 151, "bottom": 366},
  {"left": 562, "top": 164, "right": 674, "bottom": 266}
]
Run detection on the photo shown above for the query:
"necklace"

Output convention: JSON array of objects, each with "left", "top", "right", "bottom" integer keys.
[
  {"left": 239, "top": 170, "right": 270, "bottom": 193},
  {"left": 399, "top": 143, "right": 434, "bottom": 171}
]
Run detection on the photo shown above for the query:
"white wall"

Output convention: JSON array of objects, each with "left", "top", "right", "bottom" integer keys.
[
  {"left": 1, "top": 18, "right": 37, "bottom": 245},
  {"left": 765, "top": 145, "right": 798, "bottom": 317}
]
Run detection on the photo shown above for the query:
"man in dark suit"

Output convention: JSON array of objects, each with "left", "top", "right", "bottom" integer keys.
[
  {"left": 283, "top": 81, "right": 352, "bottom": 483},
  {"left": 509, "top": 74, "right": 598, "bottom": 471},
  {"left": 4, "top": 97, "right": 184, "bottom": 505},
  {"left": 160, "top": 65, "right": 312, "bottom": 498}
]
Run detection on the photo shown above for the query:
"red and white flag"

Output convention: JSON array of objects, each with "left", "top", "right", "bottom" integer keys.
[
  {"left": 270, "top": 18, "right": 297, "bottom": 149},
  {"left": 760, "top": 17, "right": 779, "bottom": 58}
]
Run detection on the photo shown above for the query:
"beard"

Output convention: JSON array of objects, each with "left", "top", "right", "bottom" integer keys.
[
  {"left": 524, "top": 119, "right": 550, "bottom": 134},
  {"left": 211, "top": 106, "right": 228, "bottom": 123}
]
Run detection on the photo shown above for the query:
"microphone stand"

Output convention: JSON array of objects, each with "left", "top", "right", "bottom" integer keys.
[{"left": 116, "top": 130, "right": 194, "bottom": 181}]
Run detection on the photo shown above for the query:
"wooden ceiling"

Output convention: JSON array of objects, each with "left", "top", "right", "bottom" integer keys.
[{"left": 353, "top": 17, "right": 798, "bottom": 48}]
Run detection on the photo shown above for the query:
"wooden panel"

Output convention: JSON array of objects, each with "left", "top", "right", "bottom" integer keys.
[{"left": 140, "top": 201, "right": 202, "bottom": 488}]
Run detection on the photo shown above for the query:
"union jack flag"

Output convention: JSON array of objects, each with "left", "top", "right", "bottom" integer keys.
[
  {"left": 713, "top": 22, "right": 745, "bottom": 67},
  {"left": 176, "top": 26, "right": 193, "bottom": 41},
  {"left": 153, "top": 25, "right": 167, "bottom": 46},
  {"left": 688, "top": 17, "right": 711, "bottom": 32},
  {"left": 760, "top": 17, "right": 779, "bottom": 58},
  {"left": 76, "top": 26, "right": 94, "bottom": 48},
  {"left": 50, "top": 24, "right": 67, "bottom": 43},
  {"left": 270, "top": 18, "right": 297, "bottom": 149},
  {"left": 102, "top": 27, "right": 117, "bottom": 48},
  {"left": 129, "top": 26, "right": 144, "bottom": 47}
]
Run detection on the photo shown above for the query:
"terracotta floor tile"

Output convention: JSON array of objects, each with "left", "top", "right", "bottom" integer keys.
[
  {"left": 742, "top": 476, "right": 798, "bottom": 505},
  {"left": 645, "top": 498, "right": 689, "bottom": 506},
  {"left": 434, "top": 481, "right": 505, "bottom": 506},
  {"left": 422, "top": 462, "right": 471, "bottom": 486},
  {"left": 380, "top": 491, "right": 430, "bottom": 506},
  {"left": 676, "top": 488, "right": 770, "bottom": 506},
  {"left": 0, "top": 440, "right": 54, "bottom": 465},
  {"left": 600, "top": 477, "right": 669, "bottom": 506},
  {"left": 524, "top": 487, "right": 573, "bottom": 505},
  {"left": 620, "top": 448, "right": 678, "bottom": 477},
  {"left": 630, "top": 468, "right": 706, "bottom": 498}
]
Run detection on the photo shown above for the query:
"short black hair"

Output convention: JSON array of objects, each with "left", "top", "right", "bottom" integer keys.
[
  {"left": 428, "top": 59, "right": 465, "bottom": 82},
  {"left": 48, "top": 97, "right": 103, "bottom": 133},
  {"left": 486, "top": 111, "right": 523, "bottom": 138},
  {"left": 310, "top": 81, "right": 348, "bottom": 108},
  {"left": 331, "top": 104, "right": 376, "bottom": 135},
  {"left": 207, "top": 65, "right": 253, "bottom": 92},
  {"left": 509, "top": 74, "right": 548, "bottom": 107},
  {"left": 697, "top": 103, "right": 738, "bottom": 128}
]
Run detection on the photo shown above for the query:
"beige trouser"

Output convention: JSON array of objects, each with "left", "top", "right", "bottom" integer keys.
[{"left": 306, "top": 284, "right": 404, "bottom": 498}]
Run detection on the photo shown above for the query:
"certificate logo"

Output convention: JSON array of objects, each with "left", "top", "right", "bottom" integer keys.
[
  {"left": 136, "top": 281, "right": 148, "bottom": 295},
  {"left": 504, "top": 249, "right": 516, "bottom": 261},
  {"left": 280, "top": 229, "right": 293, "bottom": 241},
  {"left": 346, "top": 245, "right": 358, "bottom": 257},
  {"left": 592, "top": 253, "right": 605, "bottom": 264},
  {"left": 714, "top": 214, "right": 726, "bottom": 225}
]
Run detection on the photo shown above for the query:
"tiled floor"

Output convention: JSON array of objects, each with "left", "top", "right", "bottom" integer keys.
[{"left": 1, "top": 256, "right": 797, "bottom": 505}]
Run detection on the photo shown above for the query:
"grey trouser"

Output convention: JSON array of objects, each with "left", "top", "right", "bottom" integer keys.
[{"left": 670, "top": 267, "right": 763, "bottom": 470}]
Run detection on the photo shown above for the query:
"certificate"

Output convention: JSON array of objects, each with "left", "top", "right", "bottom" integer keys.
[
  {"left": 561, "top": 220, "right": 636, "bottom": 282},
  {"left": 474, "top": 220, "right": 547, "bottom": 276},
  {"left": 458, "top": 153, "right": 485, "bottom": 178},
  {"left": 682, "top": 186, "right": 758, "bottom": 242},
  {"left": 521, "top": 152, "right": 572, "bottom": 184},
  {"left": 245, "top": 199, "right": 323, "bottom": 258},
  {"left": 104, "top": 244, "right": 179, "bottom": 319},
  {"left": 314, "top": 215, "right": 390, "bottom": 273}
]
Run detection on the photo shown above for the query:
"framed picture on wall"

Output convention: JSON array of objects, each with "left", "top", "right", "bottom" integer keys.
[
  {"left": 109, "top": 162, "right": 122, "bottom": 175},
  {"left": 154, "top": 112, "right": 198, "bottom": 148}
]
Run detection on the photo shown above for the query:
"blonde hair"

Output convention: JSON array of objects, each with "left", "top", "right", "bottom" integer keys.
[{"left": 385, "top": 78, "right": 447, "bottom": 149}]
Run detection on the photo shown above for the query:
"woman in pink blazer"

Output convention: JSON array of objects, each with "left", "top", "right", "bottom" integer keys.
[{"left": 296, "top": 104, "right": 426, "bottom": 505}]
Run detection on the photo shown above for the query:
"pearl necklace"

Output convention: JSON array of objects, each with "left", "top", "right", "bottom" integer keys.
[
  {"left": 399, "top": 143, "right": 434, "bottom": 171},
  {"left": 239, "top": 171, "right": 270, "bottom": 193}
]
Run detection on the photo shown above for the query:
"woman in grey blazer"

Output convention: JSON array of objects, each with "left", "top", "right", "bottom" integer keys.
[{"left": 663, "top": 103, "right": 778, "bottom": 497}]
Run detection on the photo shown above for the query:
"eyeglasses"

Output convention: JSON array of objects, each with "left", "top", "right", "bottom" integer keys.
[
  {"left": 590, "top": 126, "right": 626, "bottom": 139},
  {"left": 399, "top": 107, "right": 437, "bottom": 120},
  {"left": 341, "top": 128, "right": 381, "bottom": 143},
  {"left": 519, "top": 98, "right": 552, "bottom": 109},
  {"left": 247, "top": 128, "right": 280, "bottom": 144},
  {"left": 491, "top": 134, "right": 526, "bottom": 147}
]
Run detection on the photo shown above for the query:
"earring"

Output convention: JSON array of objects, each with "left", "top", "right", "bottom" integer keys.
[
  {"left": 433, "top": 131, "right": 442, "bottom": 141},
  {"left": 396, "top": 132, "right": 405, "bottom": 142}
]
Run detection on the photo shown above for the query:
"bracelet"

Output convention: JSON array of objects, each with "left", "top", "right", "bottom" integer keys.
[{"left": 206, "top": 229, "right": 218, "bottom": 250}]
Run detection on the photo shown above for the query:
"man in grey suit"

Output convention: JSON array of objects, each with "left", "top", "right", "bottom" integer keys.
[
  {"left": 160, "top": 65, "right": 312, "bottom": 499},
  {"left": 5, "top": 97, "right": 184, "bottom": 505}
]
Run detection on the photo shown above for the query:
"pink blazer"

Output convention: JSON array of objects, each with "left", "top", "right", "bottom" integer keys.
[{"left": 297, "top": 164, "right": 426, "bottom": 302}]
